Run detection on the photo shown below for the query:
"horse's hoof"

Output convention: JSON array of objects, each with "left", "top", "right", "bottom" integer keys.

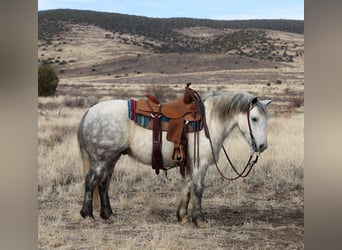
[
  {"left": 192, "top": 215, "right": 208, "bottom": 228},
  {"left": 180, "top": 215, "right": 191, "bottom": 225},
  {"left": 100, "top": 210, "right": 115, "bottom": 221},
  {"left": 108, "top": 215, "right": 115, "bottom": 223},
  {"left": 195, "top": 219, "right": 208, "bottom": 228},
  {"left": 80, "top": 210, "right": 95, "bottom": 220}
]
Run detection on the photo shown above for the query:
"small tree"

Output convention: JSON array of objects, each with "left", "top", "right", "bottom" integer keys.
[{"left": 38, "top": 65, "right": 59, "bottom": 96}]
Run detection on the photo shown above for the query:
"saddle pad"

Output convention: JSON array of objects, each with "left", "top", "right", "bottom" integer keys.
[{"left": 128, "top": 99, "right": 202, "bottom": 132}]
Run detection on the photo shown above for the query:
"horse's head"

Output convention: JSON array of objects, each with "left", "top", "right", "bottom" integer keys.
[{"left": 237, "top": 97, "right": 272, "bottom": 153}]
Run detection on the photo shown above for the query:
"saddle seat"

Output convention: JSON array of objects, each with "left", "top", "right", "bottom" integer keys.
[{"left": 137, "top": 95, "right": 200, "bottom": 119}]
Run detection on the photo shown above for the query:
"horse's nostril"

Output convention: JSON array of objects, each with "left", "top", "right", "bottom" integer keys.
[{"left": 259, "top": 144, "right": 266, "bottom": 152}]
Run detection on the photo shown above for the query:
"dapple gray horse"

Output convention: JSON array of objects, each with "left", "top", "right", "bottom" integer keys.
[{"left": 78, "top": 91, "right": 271, "bottom": 225}]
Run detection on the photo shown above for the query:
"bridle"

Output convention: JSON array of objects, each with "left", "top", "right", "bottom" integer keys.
[{"left": 207, "top": 101, "right": 260, "bottom": 181}]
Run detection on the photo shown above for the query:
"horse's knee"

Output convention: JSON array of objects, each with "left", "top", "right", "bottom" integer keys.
[
  {"left": 98, "top": 177, "right": 108, "bottom": 192},
  {"left": 85, "top": 169, "right": 98, "bottom": 190},
  {"left": 191, "top": 183, "right": 203, "bottom": 205},
  {"left": 193, "top": 183, "right": 203, "bottom": 200}
]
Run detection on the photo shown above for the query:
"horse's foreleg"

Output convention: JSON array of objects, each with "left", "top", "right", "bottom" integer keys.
[
  {"left": 80, "top": 169, "right": 98, "bottom": 219},
  {"left": 176, "top": 178, "right": 193, "bottom": 224},
  {"left": 191, "top": 163, "right": 208, "bottom": 226},
  {"left": 191, "top": 182, "right": 207, "bottom": 226}
]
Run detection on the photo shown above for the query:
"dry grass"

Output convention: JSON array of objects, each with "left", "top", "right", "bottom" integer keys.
[
  {"left": 38, "top": 24, "right": 303, "bottom": 249},
  {"left": 38, "top": 92, "right": 303, "bottom": 249}
]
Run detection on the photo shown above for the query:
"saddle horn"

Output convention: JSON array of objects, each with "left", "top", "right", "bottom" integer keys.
[{"left": 183, "top": 82, "right": 193, "bottom": 104}]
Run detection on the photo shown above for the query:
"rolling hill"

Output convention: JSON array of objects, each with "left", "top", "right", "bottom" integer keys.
[
  {"left": 39, "top": 9, "right": 303, "bottom": 53},
  {"left": 38, "top": 9, "right": 304, "bottom": 79}
]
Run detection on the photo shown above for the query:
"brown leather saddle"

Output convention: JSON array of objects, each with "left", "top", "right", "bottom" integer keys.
[{"left": 134, "top": 83, "right": 203, "bottom": 176}]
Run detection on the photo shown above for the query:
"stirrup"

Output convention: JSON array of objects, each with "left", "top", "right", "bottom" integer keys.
[{"left": 172, "top": 145, "right": 184, "bottom": 163}]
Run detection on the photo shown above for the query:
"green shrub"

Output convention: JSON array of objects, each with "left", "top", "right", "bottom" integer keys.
[{"left": 38, "top": 65, "right": 59, "bottom": 96}]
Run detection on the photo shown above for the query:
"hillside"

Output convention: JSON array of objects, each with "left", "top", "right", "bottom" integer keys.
[
  {"left": 38, "top": 9, "right": 304, "bottom": 78},
  {"left": 39, "top": 9, "right": 303, "bottom": 55}
]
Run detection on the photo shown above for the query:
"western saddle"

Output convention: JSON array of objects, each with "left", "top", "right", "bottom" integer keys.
[{"left": 134, "top": 83, "right": 204, "bottom": 177}]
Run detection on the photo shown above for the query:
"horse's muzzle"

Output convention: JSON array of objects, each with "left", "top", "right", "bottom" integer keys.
[{"left": 257, "top": 143, "right": 267, "bottom": 153}]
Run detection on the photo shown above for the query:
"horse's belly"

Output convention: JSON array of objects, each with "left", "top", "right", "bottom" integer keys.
[{"left": 129, "top": 124, "right": 175, "bottom": 166}]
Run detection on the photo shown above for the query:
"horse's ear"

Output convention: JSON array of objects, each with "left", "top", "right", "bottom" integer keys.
[
  {"left": 260, "top": 99, "right": 272, "bottom": 106},
  {"left": 251, "top": 97, "right": 258, "bottom": 105}
]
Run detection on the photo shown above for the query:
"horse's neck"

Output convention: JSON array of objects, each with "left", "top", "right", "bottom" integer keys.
[{"left": 205, "top": 104, "right": 238, "bottom": 148}]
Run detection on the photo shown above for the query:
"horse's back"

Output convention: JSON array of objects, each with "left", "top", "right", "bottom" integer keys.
[
  {"left": 85, "top": 99, "right": 128, "bottom": 122},
  {"left": 80, "top": 99, "right": 130, "bottom": 157}
]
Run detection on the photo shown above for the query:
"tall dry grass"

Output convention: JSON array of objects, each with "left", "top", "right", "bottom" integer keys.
[
  {"left": 38, "top": 97, "right": 303, "bottom": 249},
  {"left": 218, "top": 114, "right": 304, "bottom": 188},
  {"left": 38, "top": 106, "right": 85, "bottom": 200}
]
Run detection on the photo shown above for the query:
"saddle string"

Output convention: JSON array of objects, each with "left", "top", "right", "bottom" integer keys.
[{"left": 185, "top": 86, "right": 209, "bottom": 169}]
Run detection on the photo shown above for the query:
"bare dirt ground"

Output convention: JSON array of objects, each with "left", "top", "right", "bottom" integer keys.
[{"left": 38, "top": 24, "right": 304, "bottom": 249}]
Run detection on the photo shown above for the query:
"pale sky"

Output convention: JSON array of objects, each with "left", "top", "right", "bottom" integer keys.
[{"left": 38, "top": 0, "right": 304, "bottom": 20}]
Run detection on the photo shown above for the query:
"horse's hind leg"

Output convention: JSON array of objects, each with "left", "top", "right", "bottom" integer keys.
[
  {"left": 98, "top": 172, "right": 114, "bottom": 220},
  {"left": 98, "top": 156, "right": 120, "bottom": 220},
  {"left": 80, "top": 159, "right": 113, "bottom": 219},
  {"left": 80, "top": 167, "right": 98, "bottom": 219}
]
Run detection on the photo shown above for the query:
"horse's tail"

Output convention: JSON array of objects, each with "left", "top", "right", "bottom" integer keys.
[{"left": 78, "top": 110, "right": 99, "bottom": 209}]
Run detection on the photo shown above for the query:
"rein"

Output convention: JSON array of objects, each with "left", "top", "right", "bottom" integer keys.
[{"left": 207, "top": 102, "right": 260, "bottom": 181}]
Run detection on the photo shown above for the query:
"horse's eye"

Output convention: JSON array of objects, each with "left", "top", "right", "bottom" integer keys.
[{"left": 251, "top": 117, "right": 258, "bottom": 122}]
